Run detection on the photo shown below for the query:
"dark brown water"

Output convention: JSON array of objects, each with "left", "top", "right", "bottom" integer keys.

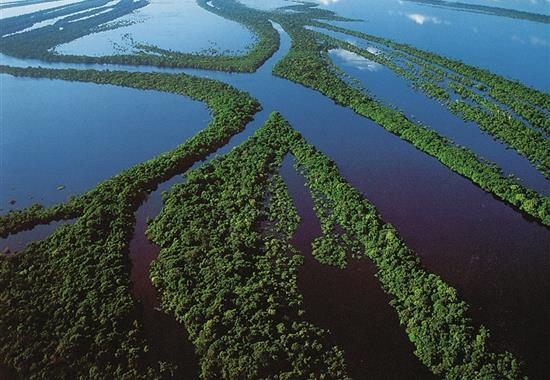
[
  {"left": 281, "top": 156, "right": 436, "bottom": 379},
  {"left": 1, "top": 19, "right": 549, "bottom": 379},
  {"left": 128, "top": 178, "right": 199, "bottom": 379},
  {"left": 0, "top": 365, "right": 16, "bottom": 380}
]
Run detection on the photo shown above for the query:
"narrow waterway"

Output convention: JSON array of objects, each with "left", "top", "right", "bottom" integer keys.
[
  {"left": 0, "top": 220, "right": 71, "bottom": 253},
  {"left": 280, "top": 155, "right": 437, "bottom": 379},
  {"left": 128, "top": 177, "right": 199, "bottom": 379},
  {"left": 321, "top": 0, "right": 550, "bottom": 93},
  {"left": 1, "top": 21, "right": 549, "bottom": 378},
  {"left": 322, "top": 29, "right": 550, "bottom": 196},
  {"left": 181, "top": 27, "right": 550, "bottom": 377},
  {"left": 121, "top": 40, "right": 295, "bottom": 377}
]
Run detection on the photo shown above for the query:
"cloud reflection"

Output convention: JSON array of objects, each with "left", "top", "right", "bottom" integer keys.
[
  {"left": 529, "top": 35, "right": 549, "bottom": 47},
  {"left": 367, "top": 46, "right": 381, "bottom": 55},
  {"left": 407, "top": 13, "right": 442, "bottom": 25},
  {"left": 511, "top": 34, "right": 550, "bottom": 47},
  {"left": 331, "top": 48, "right": 382, "bottom": 72},
  {"left": 388, "top": 10, "right": 450, "bottom": 26}
]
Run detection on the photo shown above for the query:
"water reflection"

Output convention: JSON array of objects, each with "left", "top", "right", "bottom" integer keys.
[
  {"left": 319, "top": 0, "right": 550, "bottom": 91},
  {"left": 2, "top": 2, "right": 120, "bottom": 38},
  {"left": 1, "top": 75, "right": 210, "bottom": 210},
  {"left": 56, "top": 0, "right": 254, "bottom": 57},
  {"left": 386, "top": 10, "right": 451, "bottom": 26},
  {"left": 366, "top": 45, "right": 381, "bottom": 55},
  {"left": 406, "top": 12, "right": 446, "bottom": 25},
  {"left": 323, "top": 27, "right": 550, "bottom": 195},
  {"left": 238, "top": 0, "right": 290, "bottom": 11},
  {"left": 0, "top": 0, "right": 83, "bottom": 19},
  {"left": 404, "top": 0, "right": 550, "bottom": 15},
  {"left": 317, "top": 0, "right": 341, "bottom": 5},
  {"left": 129, "top": 177, "right": 199, "bottom": 379},
  {"left": 0, "top": 220, "right": 73, "bottom": 253},
  {"left": 511, "top": 34, "right": 550, "bottom": 47},
  {"left": 330, "top": 48, "right": 382, "bottom": 71},
  {"left": 2, "top": 3, "right": 550, "bottom": 377},
  {"left": 280, "top": 156, "right": 436, "bottom": 379}
]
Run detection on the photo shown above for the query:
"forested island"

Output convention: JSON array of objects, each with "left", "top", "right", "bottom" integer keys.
[{"left": 1, "top": 0, "right": 549, "bottom": 379}]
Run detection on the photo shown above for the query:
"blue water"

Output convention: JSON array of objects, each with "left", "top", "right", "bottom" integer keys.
[
  {"left": 0, "top": 74, "right": 209, "bottom": 210},
  {"left": 54, "top": 0, "right": 255, "bottom": 57},
  {"left": 239, "top": 0, "right": 289, "bottom": 11},
  {"left": 423, "top": 0, "right": 550, "bottom": 15},
  {"left": 1, "top": 1, "right": 550, "bottom": 378},
  {"left": 0, "top": 219, "right": 72, "bottom": 252},
  {"left": 326, "top": 42, "right": 550, "bottom": 195},
  {"left": 319, "top": 0, "right": 550, "bottom": 92},
  {"left": 181, "top": 26, "right": 550, "bottom": 378}
]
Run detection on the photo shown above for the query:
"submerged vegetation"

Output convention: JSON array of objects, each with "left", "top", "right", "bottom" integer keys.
[
  {"left": 1, "top": 0, "right": 548, "bottom": 378},
  {"left": 132, "top": 0, "right": 282, "bottom": 72},
  {"left": 0, "top": 0, "right": 282, "bottom": 72},
  {"left": 0, "top": 64, "right": 261, "bottom": 236},
  {"left": 1, "top": 0, "right": 149, "bottom": 53}
]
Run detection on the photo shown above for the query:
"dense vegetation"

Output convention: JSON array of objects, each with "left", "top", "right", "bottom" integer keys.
[
  {"left": 311, "top": 21, "right": 550, "bottom": 130},
  {"left": 311, "top": 23, "right": 550, "bottom": 177},
  {"left": 1, "top": 0, "right": 547, "bottom": 378},
  {"left": 307, "top": 184, "right": 360, "bottom": 269},
  {"left": 1, "top": 0, "right": 135, "bottom": 35},
  {"left": 0, "top": 64, "right": 260, "bottom": 237},
  {"left": 0, "top": 66, "right": 261, "bottom": 378},
  {"left": 403, "top": 0, "right": 550, "bottom": 24},
  {"left": 133, "top": 0, "right": 282, "bottom": 72},
  {"left": 146, "top": 111, "right": 523, "bottom": 378},
  {"left": 265, "top": 7, "right": 550, "bottom": 226},
  {"left": 147, "top": 113, "right": 350, "bottom": 379},
  {"left": 284, "top": 118, "right": 523, "bottom": 379}
]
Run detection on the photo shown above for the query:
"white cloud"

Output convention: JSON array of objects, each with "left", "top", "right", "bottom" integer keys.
[{"left": 511, "top": 34, "right": 549, "bottom": 47}]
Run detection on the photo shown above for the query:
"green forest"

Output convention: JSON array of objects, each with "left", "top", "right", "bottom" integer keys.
[{"left": 1, "top": 0, "right": 548, "bottom": 379}]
